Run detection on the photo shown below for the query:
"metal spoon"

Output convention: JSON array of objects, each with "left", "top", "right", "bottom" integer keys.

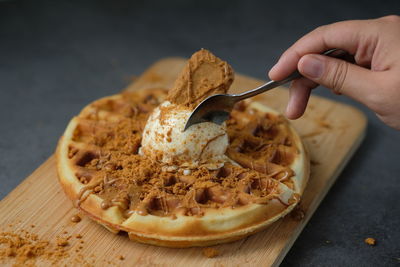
[{"left": 184, "top": 48, "right": 350, "bottom": 131}]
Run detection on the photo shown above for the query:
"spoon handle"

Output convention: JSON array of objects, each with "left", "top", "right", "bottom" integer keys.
[{"left": 233, "top": 48, "right": 348, "bottom": 101}]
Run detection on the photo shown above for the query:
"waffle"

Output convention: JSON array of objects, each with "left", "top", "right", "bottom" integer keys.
[
  {"left": 57, "top": 49, "right": 309, "bottom": 247},
  {"left": 56, "top": 88, "right": 309, "bottom": 247}
]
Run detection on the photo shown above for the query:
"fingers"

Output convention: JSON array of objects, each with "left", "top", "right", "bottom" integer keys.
[
  {"left": 268, "top": 19, "right": 377, "bottom": 81},
  {"left": 267, "top": 17, "right": 389, "bottom": 120},
  {"left": 286, "top": 78, "right": 317, "bottom": 119},
  {"left": 297, "top": 54, "right": 379, "bottom": 106}
]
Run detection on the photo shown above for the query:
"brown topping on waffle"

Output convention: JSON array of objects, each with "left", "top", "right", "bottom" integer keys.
[
  {"left": 68, "top": 89, "right": 298, "bottom": 218},
  {"left": 226, "top": 103, "right": 297, "bottom": 189},
  {"left": 167, "top": 49, "right": 234, "bottom": 109}
]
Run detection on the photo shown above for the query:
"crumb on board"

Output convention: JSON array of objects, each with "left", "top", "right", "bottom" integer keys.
[
  {"left": 0, "top": 229, "right": 95, "bottom": 266},
  {"left": 56, "top": 237, "right": 69, "bottom": 247},
  {"left": 202, "top": 247, "right": 220, "bottom": 258},
  {"left": 119, "top": 255, "right": 125, "bottom": 260},
  {"left": 300, "top": 129, "right": 325, "bottom": 139},
  {"left": 310, "top": 159, "right": 320, "bottom": 166},
  {"left": 291, "top": 205, "right": 305, "bottom": 221},
  {"left": 0, "top": 230, "right": 71, "bottom": 266},
  {"left": 364, "top": 237, "right": 376, "bottom": 246},
  {"left": 71, "top": 214, "right": 82, "bottom": 223},
  {"left": 315, "top": 118, "right": 332, "bottom": 129}
]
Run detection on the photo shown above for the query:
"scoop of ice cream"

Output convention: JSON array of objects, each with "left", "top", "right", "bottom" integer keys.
[
  {"left": 141, "top": 50, "right": 234, "bottom": 170},
  {"left": 140, "top": 101, "right": 229, "bottom": 169}
]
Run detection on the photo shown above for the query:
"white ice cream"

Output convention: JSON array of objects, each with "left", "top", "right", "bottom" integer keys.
[{"left": 140, "top": 101, "right": 229, "bottom": 169}]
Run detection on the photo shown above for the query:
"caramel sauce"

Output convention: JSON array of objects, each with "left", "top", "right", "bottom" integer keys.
[
  {"left": 100, "top": 200, "right": 112, "bottom": 210},
  {"left": 197, "top": 133, "right": 226, "bottom": 162}
]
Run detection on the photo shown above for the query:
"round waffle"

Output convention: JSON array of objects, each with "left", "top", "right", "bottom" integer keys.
[{"left": 56, "top": 88, "right": 309, "bottom": 248}]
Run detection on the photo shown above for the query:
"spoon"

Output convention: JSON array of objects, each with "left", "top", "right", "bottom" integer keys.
[{"left": 184, "top": 48, "right": 350, "bottom": 131}]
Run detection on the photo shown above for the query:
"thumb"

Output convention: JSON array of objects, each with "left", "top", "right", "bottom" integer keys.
[{"left": 298, "top": 54, "right": 378, "bottom": 104}]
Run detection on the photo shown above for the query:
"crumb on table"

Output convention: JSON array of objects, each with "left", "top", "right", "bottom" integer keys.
[
  {"left": 202, "top": 247, "right": 220, "bottom": 258},
  {"left": 364, "top": 237, "right": 376, "bottom": 246}
]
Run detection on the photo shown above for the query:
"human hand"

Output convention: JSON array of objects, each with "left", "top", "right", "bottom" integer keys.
[{"left": 268, "top": 15, "right": 400, "bottom": 130}]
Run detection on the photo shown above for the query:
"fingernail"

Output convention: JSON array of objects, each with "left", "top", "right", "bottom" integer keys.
[
  {"left": 285, "top": 84, "right": 295, "bottom": 119},
  {"left": 285, "top": 104, "right": 293, "bottom": 119},
  {"left": 269, "top": 63, "right": 279, "bottom": 76},
  {"left": 301, "top": 55, "right": 324, "bottom": 78}
]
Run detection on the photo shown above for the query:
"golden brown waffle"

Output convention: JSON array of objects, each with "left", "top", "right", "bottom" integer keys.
[{"left": 56, "top": 88, "right": 309, "bottom": 247}]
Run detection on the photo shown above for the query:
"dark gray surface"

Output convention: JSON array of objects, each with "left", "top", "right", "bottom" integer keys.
[{"left": 1, "top": 0, "right": 399, "bottom": 266}]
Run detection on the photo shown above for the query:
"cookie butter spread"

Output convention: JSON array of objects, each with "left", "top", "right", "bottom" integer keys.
[
  {"left": 166, "top": 49, "right": 234, "bottom": 109},
  {"left": 65, "top": 50, "right": 299, "bottom": 219}
]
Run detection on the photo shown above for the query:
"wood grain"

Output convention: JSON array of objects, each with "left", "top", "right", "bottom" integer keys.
[{"left": 0, "top": 58, "right": 366, "bottom": 267}]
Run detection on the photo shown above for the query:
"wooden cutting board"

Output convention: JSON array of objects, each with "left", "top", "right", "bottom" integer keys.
[{"left": 0, "top": 58, "right": 366, "bottom": 267}]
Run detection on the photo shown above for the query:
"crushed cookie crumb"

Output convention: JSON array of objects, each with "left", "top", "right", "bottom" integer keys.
[
  {"left": 291, "top": 205, "right": 305, "bottom": 221},
  {"left": 119, "top": 255, "right": 125, "bottom": 260},
  {"left": 364, "top": 237, "right": 376, "bottom": 246},
  {"left": 202, "top": 247, "right": 220, "bottom": 258},
  {"left": 56, "top": 237, "right": 69, "bottom": 247},
  {"left": 0, "top": 230, "right": 70, "bottom": 266},
  {"left": 71, "top": 214, "right": 81, "bottom": 223}
]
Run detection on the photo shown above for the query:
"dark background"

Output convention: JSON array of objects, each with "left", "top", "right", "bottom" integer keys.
[{"left": 1, "top": 0, "right": 399, "bottom": 266}]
